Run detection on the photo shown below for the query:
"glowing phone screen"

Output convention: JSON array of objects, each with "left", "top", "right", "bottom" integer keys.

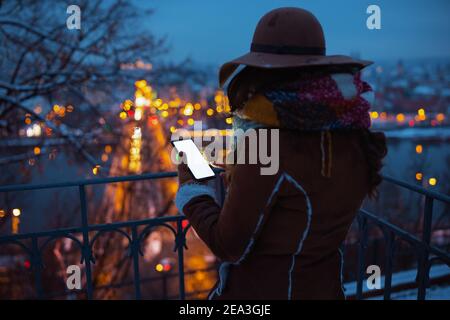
[{"left": 172, "top": 139, "right": 215, "bottom": 180}]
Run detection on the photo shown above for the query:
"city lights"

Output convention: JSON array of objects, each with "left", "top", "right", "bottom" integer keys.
[
  {"left": 26, "top": 127, "right": 33, "bottom": 137},
  {"left": 132, "top": 127, "right": 142, "bottom": 139},
  {"left": 436, "top": 113, "right": 445, "bottom": 122},
  {"left": 12, "top": 208, "right": 21, "bottom": 217},
  {"left": 428, "top": 178, "right": 437, "bottom": 186},
  {"left": 417, "top": 108, "right": 426, "bottom": 121},
  {"left": 92, "top": 165, "right": 100, "bottom": 175},
  {"left": 135, "top": 97, "right": 147, "bottom": 108},
  {"left": 135, "top": 79, "right": 147, "bottom": 89},
  {"left": 148, "top": 116, "right": 158, "bottom": 126},
  {"left": 57, "top": 106, "right": 66, "bottom": 117},
  {"left": 183, "top": 103, "right": 194, "bottom": 116},
  {"left": 396, "top": 113, "right": 405, "bottom": 122},
  {"left": 129, "top": 127, "right": 142, "bottom": 173},
  {"left": 134, "top": 108, "right": 143, "bottom": 121},
  {"left": 116, "top": 77, "right": 246, "bottom": 146},
  {"left": 12, "top": 215, "right": 20, "bottom": 234},
  {"left": 415, "top": 172, "right": 423, "bottom": 181},
  {"left": 154, "top": 99, "right": 163, "bottom": 107},
  {"left": 123, "top": 100, "right": 133, "bottom": 111},
  {"left": 214, "top": 90, "right": 230, "bottom": 112},
  {"left": 119, "top": 111, "right": 127, "bottom": 120},
  {"left": 368, "top": 109, "right": 446, "bottom": 128},
  {"left": 155, "top": 259, "right": 174, "bottom": 273},
  {"left": 26, "top": 123, "right": 42, "bottom": 137},
  {"left": 415, "top": 145, "right": 423, "bottom": 154},
  {"left": 34, "top": 105, "right": 42, "bottom": 114},
  {"left": 144, "top": 232, "right": 163, "bottom": 261}
]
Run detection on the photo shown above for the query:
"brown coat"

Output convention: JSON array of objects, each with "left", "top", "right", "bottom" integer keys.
[{"left": 183, "top": 130, "right": 370, "bottom": 300}]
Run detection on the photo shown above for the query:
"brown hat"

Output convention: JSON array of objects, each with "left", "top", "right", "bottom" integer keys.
[{"left": 219, "top": 7, "right": 372, "bottom": 87}]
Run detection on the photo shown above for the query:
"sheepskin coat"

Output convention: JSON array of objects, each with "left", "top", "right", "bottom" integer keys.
[{"left": 176, "top": 129, "right": 370, "bottom": 300}]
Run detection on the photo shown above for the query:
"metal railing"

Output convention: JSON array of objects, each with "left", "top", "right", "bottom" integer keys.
[
  {"left": 0, "top": 172, "right": 186, "bottom": 300},
  {"left": 0, "top": 172, "right": 449, "bottom": 300},
  {"left": 355, "top": 175, "right": 450, "bottom": 300}
]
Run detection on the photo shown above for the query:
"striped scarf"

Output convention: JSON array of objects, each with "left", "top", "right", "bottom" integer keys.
[
  {"left": 232, "top": 71, "right": 373, "bottom": 177},
  {"left": 235, "top": 71, "right": 372, "bottom": 131}
]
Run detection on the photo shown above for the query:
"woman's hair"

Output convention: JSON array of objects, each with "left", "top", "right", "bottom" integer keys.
[
  {"left": 227, "top": 65, "right": 388, "bottom": 197},
  {"left": 358, "top": 129, "right": 388, "bottom": 198}
]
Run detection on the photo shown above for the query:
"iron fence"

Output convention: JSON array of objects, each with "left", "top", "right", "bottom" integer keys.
[
  {"left": 0, "top": 172, "right": 449, "bottom": 300},
  {"left": 0, "top": 172, "right": 185, "bottom": 300},
  {"left": 355, "top": 175, "right": 450, "bottom": 300}
]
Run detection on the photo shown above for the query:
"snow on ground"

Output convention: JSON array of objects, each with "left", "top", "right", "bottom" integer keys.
[
  {"left": 344, "top": 264, "right": 450, "bottom": 300},
  {"left": 368, "top": 285, "right": 450, "bottom": 300}
]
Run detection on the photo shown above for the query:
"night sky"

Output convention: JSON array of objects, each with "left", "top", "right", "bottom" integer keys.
[{"left": 139, "top": 0, "right": 450, "bottom": 67}]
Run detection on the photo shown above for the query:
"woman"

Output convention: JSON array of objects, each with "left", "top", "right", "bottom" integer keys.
[{"left": 175, "top": 7, "right": 387, "bottom": 300}]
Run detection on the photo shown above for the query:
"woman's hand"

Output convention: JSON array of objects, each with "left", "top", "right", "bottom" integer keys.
[
  {"left": 212, "top": 162, "right": 234, "bottom": 190},
  {"left": 177, "top": 152, "right": 195, "bottom": 185}
]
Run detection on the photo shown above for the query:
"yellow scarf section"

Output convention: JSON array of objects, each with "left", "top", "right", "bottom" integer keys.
[
  {"left": 236, "top": 94, "right": 280, "bottom": 127},
  {"left": 234, "top": 94, "right": 332, "bottom": 178}
]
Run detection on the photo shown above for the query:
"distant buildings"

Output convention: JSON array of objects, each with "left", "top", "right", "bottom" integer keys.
[{"left": 365, "top": 60, "right": 450, "bottom": 115}]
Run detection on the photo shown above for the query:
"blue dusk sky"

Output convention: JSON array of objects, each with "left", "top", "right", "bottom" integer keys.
[{"left": 137, "top": 0, "right": 450, "bottom": 67}]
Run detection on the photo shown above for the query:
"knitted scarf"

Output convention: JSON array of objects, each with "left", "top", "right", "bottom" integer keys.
[
  {"left": 232, "top": 71, "right": 373, "bottom": 177},
  {"left": 234, "top": 71, "right": 372, "bottom": 131}
]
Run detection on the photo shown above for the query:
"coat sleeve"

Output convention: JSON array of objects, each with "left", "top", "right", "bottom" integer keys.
[{"left": 176, "top": 163, "right": 281, "bottom": 262}]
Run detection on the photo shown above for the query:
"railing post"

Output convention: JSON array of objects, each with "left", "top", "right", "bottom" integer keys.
[
  {"left": 131, "top": 225, "right": 142, "bottom": 300},
  {"left": 356, "top": 213, "right": 368, "bottom": 300},
  {"left": 31, "top": 236, "right": 44, "bottom": 299},
  {"left": 79, "top": 185, "right": 94, "bottom": 300},
  {"left": 417, "top": 196, "right": 433, "bottom": 300},
  {"left": 383, "top": 230, "right": 395, "bottom": 300},
  {"left": 176, "top": 219, "right": 186, "bottom": 300},
  {"left": 162, "top": 273, "right": 168, "bottom": 300}
]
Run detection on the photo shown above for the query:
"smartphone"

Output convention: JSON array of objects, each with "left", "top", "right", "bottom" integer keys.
[{"left": 172, "top": 139, "right": 215, "bottom": 181}]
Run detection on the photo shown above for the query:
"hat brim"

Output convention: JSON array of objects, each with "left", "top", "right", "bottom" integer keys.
[{"left": 219, "top": 52, "right": 373, "bottom": 87}]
